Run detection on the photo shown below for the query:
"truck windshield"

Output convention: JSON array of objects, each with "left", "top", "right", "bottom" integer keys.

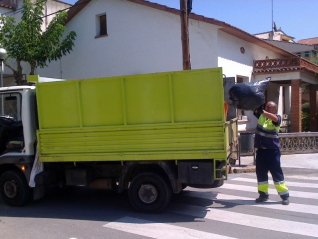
[{"left": 0, "top": 93, "right": 22, "bottom": 121}]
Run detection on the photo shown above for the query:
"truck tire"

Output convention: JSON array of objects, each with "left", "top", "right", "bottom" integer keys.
[
  {"left": 128, "top": 172, "right": 172, "bottom": 213},
  {"left": 0, "top": 170, "right": 31, "bottom": 206},
  {"left": 211, "top": 179, "right": 224, "bottom": 188}
]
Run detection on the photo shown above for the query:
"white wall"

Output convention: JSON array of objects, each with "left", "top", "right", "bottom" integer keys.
[
  {"left": 37, "top": 0, "right": 220, "bottom": 79},
  {"left": 43, "top": 0, "right": 72, "bottom": 31},
  {"left": 254, "top": 32, "right": 270, "bottom": 40},
  {"left": 217, "top": 30, "right": 283, "bottom": 131},
  {"left": 188, "top": 19, "right": 219, "bottom": 70},
  {"left": 35, "top": 0, "right": 291, "bottom": 132},
  {"left": 266, "top": 40, "right": 314, "bottom": 53},
  {"left": 218, "top": 31, "right": 281, "bottom": 79},
  {"left": 38, "top": 0, "right": 284, "bottom": 81},
  {"left": 39, "top": 0, "right": 182, "bottom": 79},
  {"left": 0, "top": 0, "right": 23, "bottom": 20}
]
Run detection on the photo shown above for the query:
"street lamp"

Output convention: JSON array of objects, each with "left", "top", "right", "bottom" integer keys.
[
  {"left": 0, "top": 48, "right": 7, "bottom": 115},
  {"left": 0, "top": 48, "right": 7, "bottom": 87}
]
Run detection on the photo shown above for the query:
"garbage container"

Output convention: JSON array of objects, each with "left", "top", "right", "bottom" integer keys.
[{"left": 238, "top": 132, "right": 255, "bottom": 165}]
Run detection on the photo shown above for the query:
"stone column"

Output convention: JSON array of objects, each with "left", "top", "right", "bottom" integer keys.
[
  {"left": 291, "top": 80, "right": 302, "bottom": 132},
  {"left": 309, "top": 84, "right": 318, "bottom": 132}
]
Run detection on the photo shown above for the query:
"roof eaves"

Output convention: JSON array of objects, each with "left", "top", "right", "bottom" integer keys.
[
  {"left": 253, "top": 67, "right": 318, "bottom": 77},
  {"left": 254, "top": 31, "right": 272, "bottom": 35},
  {"left": 65, "top": 0, "right": 91, "bottom": 25},
  {"left": 53, "top": 0, "right": 73, "bottom": 6},
  {"left": 0, "top": 3, "right": 14, "bottom": 9},
  {"left": 265, "top": 39, "right": 314, "bottom": 47}
]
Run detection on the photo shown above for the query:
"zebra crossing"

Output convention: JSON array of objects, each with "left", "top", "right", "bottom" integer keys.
[{"left": 103, "top": 173, "right": 318, "bottom": 239}]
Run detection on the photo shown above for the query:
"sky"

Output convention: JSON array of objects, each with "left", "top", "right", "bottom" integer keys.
[{"left": 62, "top": 0, "right": 318, "bottom": 42}]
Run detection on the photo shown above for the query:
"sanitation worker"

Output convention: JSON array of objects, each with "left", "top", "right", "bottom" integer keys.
[{"left": 253, "top": 101, "right": 289, "bottom": 205}]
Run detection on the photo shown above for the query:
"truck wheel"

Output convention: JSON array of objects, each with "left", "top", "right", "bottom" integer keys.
[
  {"left": 128, "top": 172, "right": 172, "bottom": 213},
  {"left": 0, "top": 170, "right": 31, "bottom": 206},
  {"left": 211, "top": 179, "right": 224, "bottom": 188}
]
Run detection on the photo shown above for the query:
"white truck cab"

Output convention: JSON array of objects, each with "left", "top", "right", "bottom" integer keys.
[{"left": 0, "top": 86, "right": 37, "bottom": 182}]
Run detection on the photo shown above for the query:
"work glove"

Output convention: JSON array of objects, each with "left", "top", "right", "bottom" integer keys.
[{"left": 254, "top": 105, "right": 264, "bottom": 115}]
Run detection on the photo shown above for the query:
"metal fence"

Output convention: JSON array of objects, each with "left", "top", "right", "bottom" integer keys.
[{"left": 279, "top": 132, "right": 318, "bottom": 154}]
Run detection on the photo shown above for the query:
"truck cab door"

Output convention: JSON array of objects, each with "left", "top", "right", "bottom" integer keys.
[{"left": 0, "top": 92, "right": 23, "bottom": 154}]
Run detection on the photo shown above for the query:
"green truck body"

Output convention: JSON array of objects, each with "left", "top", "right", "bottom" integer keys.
[{"left": 36, "top": 68, "right": 234, "bottom": 163}]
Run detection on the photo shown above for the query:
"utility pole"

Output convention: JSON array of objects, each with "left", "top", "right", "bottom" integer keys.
[{"left": 180, "top": 0, "right": 191, "bottom": 70}]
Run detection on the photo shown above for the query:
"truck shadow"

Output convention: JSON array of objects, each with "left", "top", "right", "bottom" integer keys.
[{"left": 0, "top": 187, "right": 279, "bottom": 224}]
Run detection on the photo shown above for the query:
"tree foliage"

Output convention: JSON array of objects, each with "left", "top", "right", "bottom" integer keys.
[
  {"left": 310, "top": 54, "right": 318, "bottom": 65},
  {"left": 0, "top": 0, "right": 76, "bottom": 85}
]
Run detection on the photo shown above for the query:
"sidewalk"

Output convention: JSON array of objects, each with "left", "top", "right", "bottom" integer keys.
[{"left": 230, "top": 153, "right": 318, "bottom": 173}]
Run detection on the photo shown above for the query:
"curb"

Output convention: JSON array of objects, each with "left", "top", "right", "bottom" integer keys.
[{"left": 230, "top": 165, "right": 256, "bottom": 174}]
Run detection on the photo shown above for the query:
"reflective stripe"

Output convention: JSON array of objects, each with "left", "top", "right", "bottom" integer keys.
[
  {"left": 257, "top": 115, "right": 280, "bottom": 135},
  {"left": 258, "top": 181, "right": 268, "bottom": 185},
  {"left": 278, "top": 190, "right": 289, "bottom": 196},
  {"left": 255, "top": 130, "right": 278, "bottom": 139},
  {"left": 257, "top": 124, "right": 279, "bottom": 135},
  {"left": 274, "top": 182, "right": 289, "bottom": 194},
  {"left": 274, "top": 181, "right": 285, "bottom": 185},
  {"left": 258, "top": 183, "right": 269, "bottom": 193}
]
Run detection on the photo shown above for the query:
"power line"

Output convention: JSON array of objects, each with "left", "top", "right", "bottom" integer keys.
[{"left": 40, "top": 0, "right": 91, "bottom": 20}]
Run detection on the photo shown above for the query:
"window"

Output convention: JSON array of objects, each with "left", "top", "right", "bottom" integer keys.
[
  {"left": 96, "top": 13, "right": 107, "bottom": 37},
  {"left": 0, "top": 92, "right": 22, "bottom": 121}
]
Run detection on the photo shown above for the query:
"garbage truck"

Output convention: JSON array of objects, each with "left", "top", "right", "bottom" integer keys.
[{"left": 0, "top": 68, "right": 238, "bottom": 213}]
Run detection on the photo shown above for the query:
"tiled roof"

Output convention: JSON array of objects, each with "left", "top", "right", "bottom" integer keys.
[
  {"left": 64, "top": 0, "right": 296, "bottom": 58},
  {"left": 0, "top": 0, "right": 16, "bottom": 9},
  {"left": 297, "top": 37, "right": 318, "bottom": 45}
]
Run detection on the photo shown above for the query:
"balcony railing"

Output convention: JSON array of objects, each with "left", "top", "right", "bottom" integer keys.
[
  {"left": 254, "top": 57, "right": 318, "bottom": 74},
  {"left": 279, "top": 132, "right": 318, "bottom": 154},
  {"left": 0, "top": 0, "right": 17, "bottom": 9}
]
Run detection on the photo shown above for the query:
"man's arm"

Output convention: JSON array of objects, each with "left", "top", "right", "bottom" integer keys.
[
  {"left": 262, "top": 111, "right": 279, "bottom": 122},
  {"left": 253, "top": 105, "right": 264, "bottom": 119}
]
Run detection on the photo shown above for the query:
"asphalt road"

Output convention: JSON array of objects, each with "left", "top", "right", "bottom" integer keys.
[{"left": 0, "top": 157, "right": 317, "bottom": 239}]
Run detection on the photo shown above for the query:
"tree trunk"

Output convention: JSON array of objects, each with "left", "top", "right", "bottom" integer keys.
[
  {"left": 30, "top": 61, "right": 36, "bottom": 75},
  {"left": 14, "top": 60, "right": 26, "bottom": 85},
  {"left": 4, "top": 60, "right": 25, "bottom": 85}
]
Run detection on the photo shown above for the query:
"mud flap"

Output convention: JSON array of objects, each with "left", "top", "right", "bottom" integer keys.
[{"left": 29, "top": 146, "right": 43, "bottom": 187}]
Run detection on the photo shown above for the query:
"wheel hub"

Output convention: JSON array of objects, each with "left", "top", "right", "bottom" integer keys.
[
  {"left": 4, "top": 181, "right": 17, "bottom": 198},
  {"left": 138, "top": 184, "right": 158, "bottom": 204}
]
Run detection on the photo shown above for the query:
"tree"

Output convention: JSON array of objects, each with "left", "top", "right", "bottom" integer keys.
[
  {"left": 310, "top": 54, "right": 318, "bottom": 65},
  {"left": 0, "top": 0, "right": 76, "bottom": 85}
]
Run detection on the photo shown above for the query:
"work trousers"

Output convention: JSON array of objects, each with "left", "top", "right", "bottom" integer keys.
[{"left": 256, "top": 148, "right": 289, "bottom": 200}]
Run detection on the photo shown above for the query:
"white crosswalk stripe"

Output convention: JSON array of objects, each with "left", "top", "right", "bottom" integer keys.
[
  {"left": 221, "top": 182, "right": 318, "bottom": 199},
  {"left": 103, "top": 216, "right": 237, "bottom": 239},
  {"left": 167, "top": 203, "right": 318, "bottom": 238},
  {"left": 103, "top": 174, "right": 318, "bottom": 238},
  {"left": 286, "top": 175, "right": 318, "bottom": 181},
  {"left": 184, "top": 191, "right": 318, "bottom": 215},
  {"left": 231, "top": 177, "right": 318, "bottom": 189}
]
